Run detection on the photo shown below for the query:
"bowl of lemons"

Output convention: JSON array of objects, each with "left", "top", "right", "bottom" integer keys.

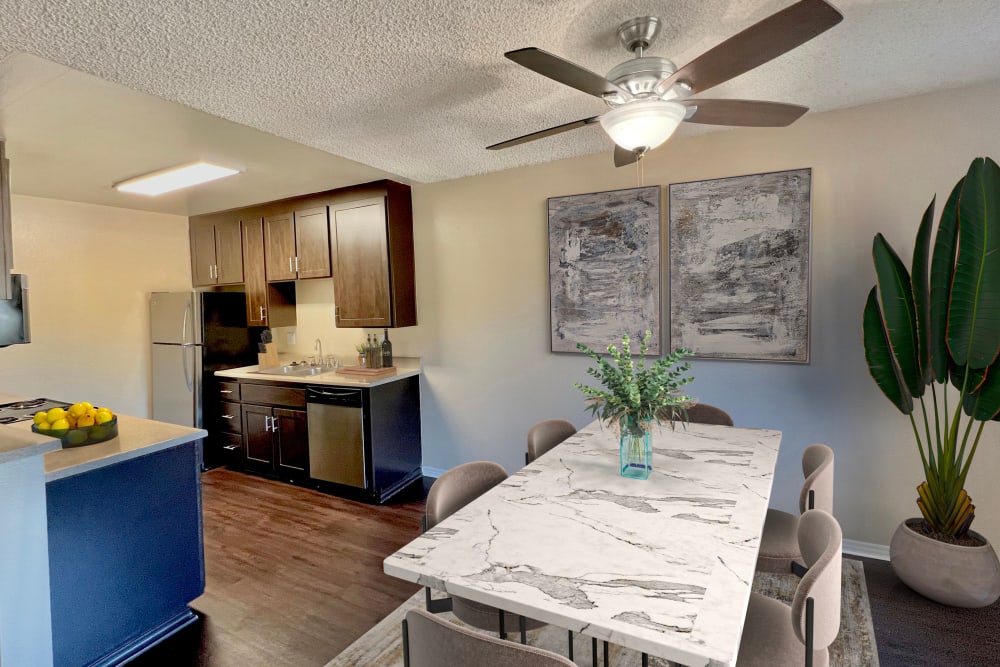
[{"left": 31, "top": 403, "right": 118, "bottom": 447}]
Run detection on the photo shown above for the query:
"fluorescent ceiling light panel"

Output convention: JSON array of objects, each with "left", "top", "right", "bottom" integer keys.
[{"left": 115, "top": 161, "right": 240, "bottom": 195}]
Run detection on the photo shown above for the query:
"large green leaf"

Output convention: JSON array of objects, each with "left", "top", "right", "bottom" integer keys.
[
  {"left": 864, "top": 287, "right": 914, "bottom": 413},
  {"left": 948, "top": 157, "right": 1000, "bottom": 369},
  {"left": 930, "top": 179, "right": 962, "bottom": 382},
  {"left": 967, "top": 358, "right": 1000, "bottom": 420},
  {"left": 912, "top": 197, "right": 935, "bottom": 384},
  {"left": 873, "top": 234, "right": 923, "bottom": 396}
]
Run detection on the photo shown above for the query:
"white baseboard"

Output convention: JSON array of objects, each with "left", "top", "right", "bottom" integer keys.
[
  {"left": 843, "top": 538, "right": 890, "bottom": 561},
  {"left": 422, "top": 466, "right": 446, "bottom": 479}
]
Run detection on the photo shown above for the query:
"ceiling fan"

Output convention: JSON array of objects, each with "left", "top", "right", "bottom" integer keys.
[{"left": 487, "top": 0, "right": 843, "bottom": 167}]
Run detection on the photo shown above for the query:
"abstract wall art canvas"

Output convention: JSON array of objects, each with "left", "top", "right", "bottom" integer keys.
[
  {"left": 548, "top": 186, "right": 661, "bottom": 354},
  {"left": 668, "top": 168, "right": 811, "bottom": 362}
]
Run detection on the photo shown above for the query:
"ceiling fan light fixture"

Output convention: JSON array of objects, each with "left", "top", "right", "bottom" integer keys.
[{"left": 599, "top": 100, "right": 685, "bottom": 152}]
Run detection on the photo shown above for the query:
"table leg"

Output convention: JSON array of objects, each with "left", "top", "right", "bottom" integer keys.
[
  {"left": 519, "top": 615, "right": 527, "bottom": 644},
  {"left": 568, "top": 630, "right": 574, "bottom": 659},
  {"left": 498, "top": 608, "right": 506, "bottom": 640}
]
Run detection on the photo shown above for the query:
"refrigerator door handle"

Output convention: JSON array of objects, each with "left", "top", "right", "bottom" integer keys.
[
  {"left": 182, "top": 303, "right": 191, "bottom": 346},
  {"left": 183, "top": 345, "right": 193, "bottom": 392}
]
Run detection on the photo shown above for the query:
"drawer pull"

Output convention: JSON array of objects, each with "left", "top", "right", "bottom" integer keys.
[
  {"left": 222, "top": 444, "right": 240, "bottom": 451},
  {"left": 221, "top": 414, "right": 235, "bottom": 420},
  {"left": 220, "top": 390, "right": 234, "bottom": 394}
]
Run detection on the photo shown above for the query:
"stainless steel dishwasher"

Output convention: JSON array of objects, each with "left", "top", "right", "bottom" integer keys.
[{"left": 306, "top": 387, "right": 366, "bottom": 488}]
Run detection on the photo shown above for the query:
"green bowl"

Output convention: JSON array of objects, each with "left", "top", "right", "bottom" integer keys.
[{"left": 33, "top": 415, "right": 118, "bottom": 448}]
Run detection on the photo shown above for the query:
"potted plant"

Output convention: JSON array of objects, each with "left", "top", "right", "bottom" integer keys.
[
  {"left": 575, "top": 331, "right": 693, "bottom": 479},
  {"left": 863, "top": 156, "right": 1000, "bottom": 607}
]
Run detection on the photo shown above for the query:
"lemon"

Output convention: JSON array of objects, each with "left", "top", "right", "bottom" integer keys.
[
  {"left": 46, "top": 407, "right": 67, "bottom": 424},
  {"left": 66, "top": 415, "right": 78, "bottom": 428},
  {"left": 33, "top": 411, "right": 48, "bottom": 425},
  {"left": 35, "top": 421, "right": 51, "bottom": 431},
  {"left": 77, "top": 413, "right": 95, "bottom": 427},
  {"left": 50, "top": 418, "right": 70, "bottom": 432},
  {"left": 81, "top": 402, "right": 93, "bottom": 411},
  {"left": 85, "top": 407, "right": 97, "bottom": 420},
  {"left": 68, "top": 403, "right": 87, "bottom": 419},
  {"left": 95, "top": 409, "right": 114, "bottom": 425}
]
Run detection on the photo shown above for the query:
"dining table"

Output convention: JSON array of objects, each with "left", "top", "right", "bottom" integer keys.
[{"left": 383, "top": 419, "right": 782, "bottom": 667}]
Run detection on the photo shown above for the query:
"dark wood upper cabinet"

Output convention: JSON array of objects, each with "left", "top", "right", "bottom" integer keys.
[
  {"left": 190, "top": 217, "right": 244, "bottom": 287},
  {"left": 264, "top": 212, "right": 296, "bottom": 281},
  {"left": 293, "top": 207, "right": 332, "bottom": 279},
  {"left": 244, "top": 216, "right": 296, "bottom": 328},
  {"left": 331, "top": 183, "right": 416, "bottom": 328},
  {"left": 264, "top": 207, "right": 331, "bottom": 282}
]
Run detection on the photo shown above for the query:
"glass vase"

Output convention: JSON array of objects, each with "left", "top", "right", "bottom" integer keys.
[{"left": 619, "top": 416, "right": 652, "bottom": 480}]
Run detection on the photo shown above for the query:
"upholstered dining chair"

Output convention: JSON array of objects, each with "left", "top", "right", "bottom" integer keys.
[
  {"left": 423, "top": 461, "right": 548, "bottom": 644},
  {"left": 756, "top": 444, "right": 835, "bottom": 574},
  {"left": 684, "top": 402, "right": 734, "bottom": 426},
  {"left": 526, "top": 419, "right": 577, "bottom": 464},
  {"left": 402, "top": 608, "right": 576, "bottom": 667},
  {"left": 737, "top": 509, "right": 843, "bottom": 667}
]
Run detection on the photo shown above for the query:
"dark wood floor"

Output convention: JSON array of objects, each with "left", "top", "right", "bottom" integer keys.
[{"left": 129, "top": 469, "right": 426, "bottom": 666}]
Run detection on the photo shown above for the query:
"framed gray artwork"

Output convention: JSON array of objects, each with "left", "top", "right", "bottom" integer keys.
[
  {"left": 548, "top": 186, "right": 661, "bottom": 354},
  {"left": 668, "top": 168, "right": 811, "bottom": 362}
]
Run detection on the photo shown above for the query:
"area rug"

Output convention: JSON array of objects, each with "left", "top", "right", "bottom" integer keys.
[{"left": 327, "top": 559, "right": 879, "bottom": 666}]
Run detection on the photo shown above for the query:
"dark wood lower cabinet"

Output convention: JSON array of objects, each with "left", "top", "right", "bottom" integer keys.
[{"left": 241, "top": 402, "right": 308, "bottom": 480}]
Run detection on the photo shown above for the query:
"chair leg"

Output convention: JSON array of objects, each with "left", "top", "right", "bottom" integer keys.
[
  {"left": 805, "top": 596, "right": 815, "bottom": 667},
  {"left": 401, "top": 618, "right": 410, "bottom": 667},
  {"left": 499, "top": 608, "right": 506, "bottom": 640},
  {"left": 519, "top": 615, "right": 527, "bottom": 644},
  {"left": 568, "top": 630, "right": 574, "bottom": 659}
]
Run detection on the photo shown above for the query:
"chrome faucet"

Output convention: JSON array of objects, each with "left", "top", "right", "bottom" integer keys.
[{"left": 314, "top": 338, "right": 323, "bottom": 366}]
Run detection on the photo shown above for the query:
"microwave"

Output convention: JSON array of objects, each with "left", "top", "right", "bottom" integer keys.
[{"left": 0, "top": 273, "right": 30, "bottom": 347}]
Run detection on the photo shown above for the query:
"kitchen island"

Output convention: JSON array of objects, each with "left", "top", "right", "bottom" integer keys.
[{"left": 0, "top": 393, "right": 207, "bottom": 667}]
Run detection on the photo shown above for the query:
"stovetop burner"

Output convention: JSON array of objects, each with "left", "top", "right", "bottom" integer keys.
[{"left": 0, "top": 398, "right": 72, "bottom": 423}]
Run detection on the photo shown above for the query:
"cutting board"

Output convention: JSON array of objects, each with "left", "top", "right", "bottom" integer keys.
[{"left": 336, "top": 366, "right": 397, "bottom": 378}]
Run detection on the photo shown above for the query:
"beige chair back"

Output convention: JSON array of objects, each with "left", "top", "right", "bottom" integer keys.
[
  {"left": 526, "top": 419, "right": 577, "bottom": 463},
  {"left": 685, "top": 403, "right": 734, "bottom": 427},
  {"left": 798, "top": 444, "right": 834, "bottom": 514},
  {"left": 403, "top": 609, "right": 575, "bottom": 666},
  {"left": 425, "top": 461, "right": 507, "bottom": 530},
  {"left": 791, "top": 510, "right": 842, "bottom": 651}
]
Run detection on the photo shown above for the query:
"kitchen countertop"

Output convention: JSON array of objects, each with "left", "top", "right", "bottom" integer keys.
[
  {"left": 214, "top": 356, "right": 421, "bottom": 387},
  {"left": 0, "top": 391, "right": 206, "bottom": 482}
]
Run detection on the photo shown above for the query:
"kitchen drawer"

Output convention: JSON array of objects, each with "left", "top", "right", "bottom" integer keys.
[
  {"left": 218, "top": 382, "right": 241, "bottom": 401},
  {"left": 240, "top": 383, "right": 307, "bottom": 408},
  {"left": 219, "top": 432, "right": 244, "bottom": 465},
  {"left": 218, "top": 401, "right": 242, "bottom": 434}
]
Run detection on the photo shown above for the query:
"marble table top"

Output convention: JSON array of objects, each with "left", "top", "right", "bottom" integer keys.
[{"left": 384, "top": 420, "right": 781, "bottom": 667}]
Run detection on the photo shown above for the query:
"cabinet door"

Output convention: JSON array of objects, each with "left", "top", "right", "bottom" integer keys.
[
  {"left": 274, "top": 408, "right": 309, "bottom": 477},
  {"left": 242, "top": 404, "right": 274, "bottom": 472},
  {"left": 264, "top": 212, "right": 296, "bottom": 281},
  {"left": 331, "top": 198, "right": 391, "bottom": 327},
  {"left": 243, "top": 217, "right": 268, "bottom": 326},
  {"left": 214, "top": 219, "right": 245, "bottom": 285},
  {"left": 190, "top": 222, "right": 218, "bottom": 286},
  {"left": 294, "top": 207, "right": 331, "bottom": 279}
]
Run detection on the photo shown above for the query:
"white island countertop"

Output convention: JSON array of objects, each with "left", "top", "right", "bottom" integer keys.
[
  {"left": 0, "top": 392, "right": 206, "bottom": 482},
  {"left": 215, "top": 356, "right": 420, "bottom": 387}
]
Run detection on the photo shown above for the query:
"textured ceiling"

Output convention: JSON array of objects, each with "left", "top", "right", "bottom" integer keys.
[{"left": 1, "top": 0, "right": 1000, "bottom": 188}]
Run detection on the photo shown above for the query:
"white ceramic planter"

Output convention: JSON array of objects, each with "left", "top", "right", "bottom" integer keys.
[{"left": 890, "top": 519, "right": 1000, "bottom": 608}]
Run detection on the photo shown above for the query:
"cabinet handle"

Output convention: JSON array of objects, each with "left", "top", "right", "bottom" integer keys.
[
  {"left": 264, "top": 415, "right": 272, "bottom": 432},
  {"left": 222, "top": 444, "right": 240, "bottom": 451},
  {"left": 294, "top": 256, "right": 300, "bottom": 272},
  {"left": 259, "top": 306, "right": 266, "bottom": 321},
  {"left": 221, "top": 414, "right": 235, "bottom": 420},
  {"left": 213, "top": 264, "right": 219, "bottom": 279},
  {"left": 220, "top": 390, "right": 233, "bottom": 395},
  {"left": 288, "top": 257, "right": 294, "bottom": 273}
]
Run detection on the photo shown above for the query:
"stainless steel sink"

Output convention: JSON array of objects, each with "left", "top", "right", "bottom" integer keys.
[{"left": 253, "top": 364, "right": 335, "bottom": 377}]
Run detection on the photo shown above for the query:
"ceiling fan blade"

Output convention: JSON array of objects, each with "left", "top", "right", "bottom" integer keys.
[
  {"left": 614, "top": 146, "right": 640, "bottom": 168},
  {"left": 506, "top": 48, "right": 628, "bottom": 99},
  {"left": 487, "top": 116, "right": 600, "bottom": 150},
  {"left": 681, "top": 99, "right": 808, "bottom": 127},
  {"left": 657, "top": 0, "right": 843, "bottom": 96}
]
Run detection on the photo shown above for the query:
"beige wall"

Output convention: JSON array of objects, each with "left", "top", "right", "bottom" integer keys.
[{"left": 0, "top": 195, "right": 191, "bottom": 417}]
